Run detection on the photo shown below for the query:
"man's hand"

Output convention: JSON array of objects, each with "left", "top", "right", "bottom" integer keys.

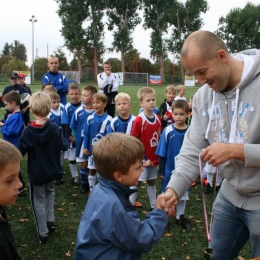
[
  {"left": 83, "top": 149, "right": 89, "bottom": 156},
  {"left": 142, "top": 160, "right": 154, "bottom": 167},
  {"left": 201, "top": 143, "right": 244, "bottom": 166}
]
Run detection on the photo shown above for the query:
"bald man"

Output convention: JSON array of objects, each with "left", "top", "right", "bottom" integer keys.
[
  {"left": 157, "top": 31, "right": 260, "bottom": 259},
  {"left": 42, "top": 57, "right": 68, "bottom": 105}
]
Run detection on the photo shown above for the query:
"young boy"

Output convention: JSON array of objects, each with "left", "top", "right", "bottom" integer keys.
[
  {"left": 0, "top": 139, "right": 22, "bottom": 259},
  {"left": 75, "top": 133, "right": 170, "bottom": 260},
  {"left": 18, "top": 92, "right": 62, "bottom": 244},
  {"left": 70, "top": 85, "right": 97, "bottom": 193},
  {"left": 83, "top": 93, "right": 112, "bottom": 192},
  {"left": 158, "top": 85, "right": 176, "bottom": 129},
  {"left": 156, "top": 100, "right": 191, "bottom": 229},
  {"left": 61, "top": 83, "right": 82, "bottom": 186},
  {"left": 47, "top": 91, "right": 66, "bottom": 185},
  {"left": 131, "top": 87, "right": 162, "bottom": 210},
  {"left": 175, "top": 84, "right": 186, "bottom": 101}
]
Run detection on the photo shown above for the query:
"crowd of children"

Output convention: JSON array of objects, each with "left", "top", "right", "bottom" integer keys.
[{"left": 0, "top": 76, "right": 216, "bottom": 258}]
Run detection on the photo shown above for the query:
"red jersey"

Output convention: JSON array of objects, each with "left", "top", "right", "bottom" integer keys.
[{"left": 131, "top": 112, "right": 162, "bottom": 166}]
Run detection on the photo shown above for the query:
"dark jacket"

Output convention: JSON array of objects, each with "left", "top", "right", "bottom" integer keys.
[
  {"left": 18, "top": 120, "right": 61, "bottom": 185},
  {"left": 0, "top": 206, "right": 21, "bottom": 260}
]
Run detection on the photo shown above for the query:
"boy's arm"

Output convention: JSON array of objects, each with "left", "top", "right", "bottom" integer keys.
[
  {"left": 18, "top": 131, "right": 29, "bottom": 156},
  {"left": 1, "top": 116, "right": 22, "bottom": 137}
]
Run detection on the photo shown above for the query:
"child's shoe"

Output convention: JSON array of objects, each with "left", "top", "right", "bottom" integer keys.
[
  {"left": 176, "top": 214, "right": 191, "bottom": 229},
  {"left": 80, "top": 183, "right": 89, "bottom": 193},
  {"left": 59, "top": 175, "right": 65, "bottom": 184},
  {"left": 72, "top": 176, "right": 80, "bottom": 186},
  {"left": 134, "top": 200, "right": 143, "bottom": 208},
  {"left": 204, "top": 183, "right": 212, "bottom": 194},
  {"left": 39, "top": 234, "right": 48, "bottom": 244},
  {"left": 53, "top": 178, "right": 61, "bottom": 185},
  {"left": 47, "top": 222, "right": 56, "bottom": 231}
]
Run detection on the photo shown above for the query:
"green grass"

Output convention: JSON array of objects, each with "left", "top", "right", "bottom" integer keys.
[{"left": 0, "top": 85, "right": 251, "bottom": 259}]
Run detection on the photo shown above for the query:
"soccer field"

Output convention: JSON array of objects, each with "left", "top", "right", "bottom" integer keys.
[{"left": 1, "top": 84, "right": 251, "bottom": 259}]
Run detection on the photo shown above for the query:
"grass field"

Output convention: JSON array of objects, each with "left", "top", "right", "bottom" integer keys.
[{"left": 0, "top": 85, "right": 251, "bottom": 259}]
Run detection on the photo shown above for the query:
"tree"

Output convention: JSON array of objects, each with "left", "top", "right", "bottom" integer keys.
[
  {"left": 2, "top": 58, "right": 28, "bottom": 74},
  {"left": 106, "top": 58, "right": 121, "bottom": 72},
  {"left": 216, "top": 2, "right": 260, "bottom": 53},
  {"left": 0, "top": 55, "right": 11, "bottom": 71},
  {"left": 52, "top": 47, "right": 70, "bottom": 71},
  {"left": 34, "top": 57, "right": 48, "bottom": 73},
  {"left": 11, "top": 40, "right": 27, "bottom": 61},
  {"left": 106, "top": 0, "right": 141, "bottom": 72},
  {"left": 1, "top": 43, "right": 12, "bottom": 56}
]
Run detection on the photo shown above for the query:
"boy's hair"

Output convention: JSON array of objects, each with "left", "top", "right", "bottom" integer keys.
[
  {"left": 2, "top": 91, "right": 21, "bottom": 106},
  {"left": 68, "top": 82, "right": 80, "bottom": 91},
  {"left": 137, "top": 87, "right": 156, "bottom": 101},
  {"left": 0, "top": 139, "right": 22, "bottom": 171},
  {"left": 47, "top": 91, "right": 60, "bottom": 101},
  {"left": 165, "top": 85, "right": 176, "bottom": 94},
  {"left": 83, "top": 85, "right": 98, "bottom": 96},
  {"left": 93, "top": 133, "right": 144, "bottom": 179},
  {"left": 104, "top": 60, "right": 111, "bottom": 66},
  {"left": 30, "top": 92, "right": 51, "bottom": 117},
  {"left": 92, "top": 93, "right": 108, "bottom": 103},
  {"left": 176, "top": 84, "right": 186, "bottom": 93},
  {"left": 115, "top": 92, "right": 131, "bottom": 103},
  {"left": 172, "top": 100, "right": 189, "bottom": 113},
  {"left": 42, "top": 83, "right": 57, "bottom": 93}
]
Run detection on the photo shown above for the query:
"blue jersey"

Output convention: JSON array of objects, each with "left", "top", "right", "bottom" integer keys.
[
  {"left": 139, "top": 107, "right": 159, "bottom": 115},
  {"left": 107, "top": 115, "right": 136, "bottom": 135},
  {"left": 83, "top": 113, "right": 112, "bottom": 155},
  {"left": 70, "top": 105, "right": 94, "bottom": 158},
  {"left": 47, "top": 104, "right": 64, "bottom": 127},
  {"left": 156, "top": 124, "right": 188, "bottom": 192}
]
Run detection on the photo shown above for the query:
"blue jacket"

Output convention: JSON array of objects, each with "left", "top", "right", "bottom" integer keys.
[
  {"left": 75, "top": 175, "right": 168, "bottom": 260},
  {"left": 42, "top": 71, "right": 68, "bottom": 105}
]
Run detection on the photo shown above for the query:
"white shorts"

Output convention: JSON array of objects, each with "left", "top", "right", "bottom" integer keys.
[
  {"left": 179, "top": 191, "right": 189, "bottom": 201},
  {"left": 88, "top": 155, "right": 96, "bottom": 170},
  {"left": 138, "top": 166, "right": 157, "bottom": 181},
  {"left": 67, "top": 148, "right": 76, "bottom": 161},
  {"left": 76, "top": 157, "right": 87, "bottom": 163}
]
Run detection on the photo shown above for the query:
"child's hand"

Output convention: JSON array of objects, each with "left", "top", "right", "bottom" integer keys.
[
  {"left": 143, "top": 160, "right": 154, "bottom": 167},
  {"left": 69, "top": 135, "right": 76, "bottom": 144},
  {"left": 163, "top": 114, "right": 168, "bottom": 121},
  {"left": 156, "top": 190, "right": 178, "bottom": 217},
  {"left": 83, "top": 149, "right": 89, "bottom": 156},
  {"left": 160, "top": 175, "right": 164, "bottom": 180},
  {"left": 0, "top": 122, "right": 4, "bottom": 127}
]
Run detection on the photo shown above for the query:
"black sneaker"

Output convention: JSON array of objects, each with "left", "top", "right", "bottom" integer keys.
[
  {"left": 39, "top": 234, "right": 48, "bottom": 244},
  {"left": 204, "top": 183, "right": 212, "bottom": 194},
  {"left": 53, "top": 178, "right": 61, "bottom": 185},
  {"left": 59, "top": 175, "right": 65, "bottom": 184},
  {"left": 80, "top": 183, "right": 89, "bottom": 193},
  {"left": 176, "top": 214, "right": 191, "bottom": 230},
  {"left": 47, "top": 222, "right": 56, "bottom": 231},
  {"left": 72, "top": 176, "right": 80, "bottom": 186}
]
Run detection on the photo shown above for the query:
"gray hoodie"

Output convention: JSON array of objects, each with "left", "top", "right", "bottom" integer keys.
[{"left": 167, "top": 49, "right": 260, "bottom": 210}]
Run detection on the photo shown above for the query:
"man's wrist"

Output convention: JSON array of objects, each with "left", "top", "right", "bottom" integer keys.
[{"left": 166, "top": 188, "right": 178, "bottom": 201}]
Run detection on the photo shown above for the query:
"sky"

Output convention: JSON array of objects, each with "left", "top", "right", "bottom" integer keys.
[{"left": 0, "top": 0, "right": 258, "bottom": 67}]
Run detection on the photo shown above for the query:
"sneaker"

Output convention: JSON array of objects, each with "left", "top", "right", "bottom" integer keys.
[
  {"left": 53, "top": 178, "right": 61, "bottom": 185},
  {"left": 204, "top": 183, "right": 212, "bottom": 194},
  {"left": 47, "top": 222, "right": 56, "bottom": 231},
  {"left": 39, "top": 234, "right": 48, "bottom": 244},
  {"left": 134, "top": 200, "right": 143, "bottom": 208},
  {"left": 72, "top": 176, "right": 80, "bottom": 186},
  {"left": 59, "top": 175, "right": 65, "bottom": 184},
  {"left": 191, "top": 182, "right": 196, "bottom": 187},
  {"left": 18, "top": 187, "right": 27, "bottom": 196},
  {"left": 176, "top": 214, "right": 191, "bottom": 230},
  {"left": 80, "top": 183, "right": 89, "bottom": 193}
]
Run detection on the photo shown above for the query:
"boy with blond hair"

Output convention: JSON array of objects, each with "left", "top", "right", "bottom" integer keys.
[
  {"left": 18, "top": 92, "right": 62, "bottom": 244},
  {"left": 158, "top": 85, "right": 176, "bottom": 129},
  {"left": 0, "top": 139, "right": 23, "bottom": 259},
  {"left": 83, "top": 93, "right": 112, "bottom": 192},
  {"left": 175, "top": 84, "right": 187, "bottom": 101},
  {"left": 131, "top": 87, "right": 162, "bottom": 210},
  {"left": 75, "top": 133, "right": 170, "bottom": 260},
  {"left": 70, "top": 85, "right": 97, "bottom": 193}
]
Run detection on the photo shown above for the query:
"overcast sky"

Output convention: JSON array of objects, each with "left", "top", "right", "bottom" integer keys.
[{"left": 0, "top": 0, "right": 258, "bottom": 66}]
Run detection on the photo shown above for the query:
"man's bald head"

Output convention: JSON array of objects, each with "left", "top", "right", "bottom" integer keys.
[{"left": 181, "top": 31, "right": 229, "bottom": 60}]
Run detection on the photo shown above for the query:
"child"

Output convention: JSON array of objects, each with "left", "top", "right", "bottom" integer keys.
[
  {"left": 0, "top": 139, "right": 23, "bottom": 259},
  {"left": 187, "top": 95, "right": 193, "bottom": 126},
  {"left": 61, "top": 83, "right": 82, "bottom": 186},
  {"left": 18, "top": 92, "right": 62, "bottom": 244},
  {"left": 47, "top": 91, "right": 66, "bottom": 185},
  {"left": 42, "top": 83, "right": 57, "bottom": 93},
  {"left": 131, "top": 87, "right": 162, "bottom": 210},
  {"left": 175, "top": 84, "right": 186, "bottom": 101},
  {"left": 158, "top": 85, "right": 176, "bottom": 129},
  {"left": 83, "top": 93, "right": 112, "bottom": 192},
  {"left": 70, "top": 85, "right": 97, "bottom": 193},
  {"left": 75, "top": 133, "right": 169, "bottom": 260},
  {"left": 156, "top": 100, "right": 191, "bottom": 229}
]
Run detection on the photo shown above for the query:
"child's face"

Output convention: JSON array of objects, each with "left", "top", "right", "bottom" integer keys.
[
  {"left": 92, "top": 98, "right": 106, "bottom": 115},
  {"left": 140, "top": 93, "right": 156, "bottom": 113},
  {"left": 68, "top": 89, "right": 81, "bottom": 104},
  {"left": 165, "top": 90, "right": 176, "bottom": 102},
  {"left": 3, "top": 101, "right": 16, "bottom": 112},
  {"left": 115, "top": 98, "right": 131, "bottom": 116},
  {"left": 172, "top": 108, "right": 188, "bottom": 126},
  {"left": 119, "top": 160, "right": 143, "bottom": 187},
  {"left": 51, "top": 99, "right": 60, "bottom": 110},
  {"left": 81, "top": 90, "right": 92, "bottom": 106},
  {"left": 0, "top": 162, "right": 22, "bottom": 205},
  {"left": 179, "top": 88, "right": 186, "bottom": 96}
]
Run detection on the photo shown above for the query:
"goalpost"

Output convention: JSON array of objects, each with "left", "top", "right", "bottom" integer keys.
[
  {"left": 59, "top": 71, "right": 81, "bottom": 84},
  {"left": 116, "top": 72, "right": 148, "bottom": 86}
]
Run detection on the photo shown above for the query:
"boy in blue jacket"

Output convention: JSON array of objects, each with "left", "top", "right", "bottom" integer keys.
[{"left": 75, "top": 133, "right": 172, "bottom": 260}]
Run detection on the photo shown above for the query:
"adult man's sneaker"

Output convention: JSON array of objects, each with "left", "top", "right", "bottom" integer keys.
[
  {"left": 47, "top": 222, "right": 56, "bottom": 231},
  {"left": 176, "top": 214, "right": 191, "bottom": 229},
  {"left": 134, "top": 200, "right": 143, "bottom": 208},
  {"left": 204, "top": 183, "right": 212, "bottom": 194},
  {"left": 72, "top": 176, "right": 80, "bottom": 186},
  {"left": 80, "top": 183, "right": 89, "bottom": 193},
  {"left": 39, "top": 234, "right": 48, "bottom": 244}
]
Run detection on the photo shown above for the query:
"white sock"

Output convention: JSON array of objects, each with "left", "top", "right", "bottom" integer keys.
[
  {"left": 88, "top": 175, "right": 96, "bottom": 192},
  {"left": 70, "top": 163, "right": 78, "bottom": 178},
  {"left": 176, "top": 200, "right": 186, "bottom": 220},
  {"left": 147, "top": 185, "right": 156, "bottom": 208},
  {"left": 129, "top": 186, "right": 138, "bottom": 205}
]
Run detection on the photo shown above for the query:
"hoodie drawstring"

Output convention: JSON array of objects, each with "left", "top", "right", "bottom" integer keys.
[
  {"left": 229, "top": 88, "right": 240, "bottom": 143},
  {"left": 205, "top": 91, "right": 215, "bottom": 139}
]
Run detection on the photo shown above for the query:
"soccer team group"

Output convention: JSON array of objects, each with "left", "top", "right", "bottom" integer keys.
[{"left": 0, "top": 57, "right": 197, "bottom": 258}]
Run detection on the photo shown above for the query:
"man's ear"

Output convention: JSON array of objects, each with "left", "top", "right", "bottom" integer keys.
[
  {"left": 217, "top": 49, "right": 228, "bottom": 64},
  {"left": 113, "top": 171, "right": 123, "bottom": 182}
]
